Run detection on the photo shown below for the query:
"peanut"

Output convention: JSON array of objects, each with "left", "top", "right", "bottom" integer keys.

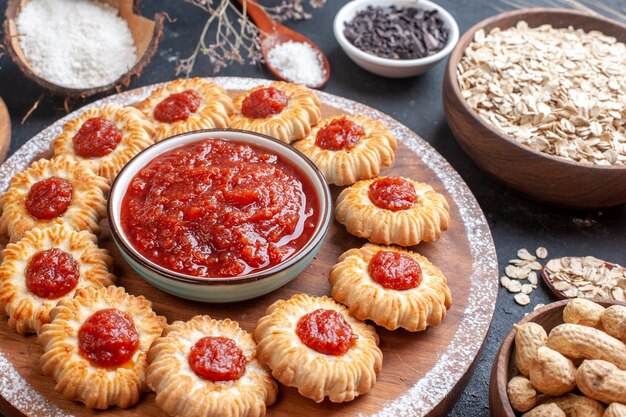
[
  {"left": 604, "top": 403, "right": 626, "bottom": 417},
  {"left": 538, "top": 393, "right": 605, "bottom": 417},
  {"left": 601, "top": 306, "right": 626, "bottom": 343},
  {"left": 576, "top": 360, "right": 626, "bottom": 404},
  {"left": 522, "top": 403, "right": 566, "bottom": 417},
  {"left": 563, "top": 299, "right": 604, "bottom": 328},
  {"left": 547, "top": 324, "right": 626, "bottom": 370},
  {"left": 529, "top": 347, "right": 576, "bottom": 395},
  {"left": 516, "top": 322, "right": 549, "bottom": 376},
  {"left": 508, "top": 376, "right": 538, "bottom": 412}
]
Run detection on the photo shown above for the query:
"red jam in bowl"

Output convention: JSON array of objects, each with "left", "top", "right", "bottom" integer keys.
[{"left": 120, "top": 138, "right": 318, "bottom": 277}]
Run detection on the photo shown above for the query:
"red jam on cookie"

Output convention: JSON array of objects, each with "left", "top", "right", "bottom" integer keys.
[
  {"left": 296, "top": 309, "right": 358, "bottom": 356},
  {"left": 315, "top": 117, "right": 365, "bottom": 151},
  {"left": 26, "top": 248, "right": 80, "bottom": 299},
  {"left": 78, "top": 308, "right": 140, "bottom": 368},
  {"left": 368, "top": 177, "right": 417, "bottom": 211},
  {"left": 369, "top": 250, "right": 422, "bottom": 291},
  {"left": 241, "top": 87, "right": 288, "bottom": 119},
  {"left": 188, "top": 336, "right": 246, "bottom": 381},
  {"left": 25, "top": 177, "right": 73, "bottom": 220},
  {"left": 72, "top": 117, "right": 123, "bottom": 158},
  {"left": 121, "top": 138, "right": 317, "bottom": 277},
  {"left": 154, "top": 90, "right": 202, "bottom": 123}
]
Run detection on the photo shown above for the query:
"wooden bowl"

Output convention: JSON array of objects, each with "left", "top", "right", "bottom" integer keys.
[
  {"left": 0, "top": 97, "right": 9, "bottom": 164},
  {"left": 489, "top": 299, "right": 626, "bottom": 417},
  {"left": 443, "top": 8, "right": 626, "bottom": 209},
  {"left": 3, "top": 0, "right": 164, "bottom": 98}
]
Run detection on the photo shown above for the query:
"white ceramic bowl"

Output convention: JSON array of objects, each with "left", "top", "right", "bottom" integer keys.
[
  {"left": 108, "top": 129, "right": 332, "bottom": 303},
  {"left": 334, "top": 0, "right": 459, "bottom": 77}
]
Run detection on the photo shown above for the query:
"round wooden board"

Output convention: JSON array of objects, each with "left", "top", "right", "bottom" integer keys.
[{"left": 0, "top": 77, "right": 498, "bottom": 417}]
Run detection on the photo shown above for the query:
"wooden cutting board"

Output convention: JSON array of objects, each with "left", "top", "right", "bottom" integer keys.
[
  {"left": 0, "top": 77, "right": 499, "bottom": 417},
  {"left": 0, "top": 97, "right": 10, "bottom": 164}
]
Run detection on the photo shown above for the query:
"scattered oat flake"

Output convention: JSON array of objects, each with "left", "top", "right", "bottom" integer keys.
[
  {"left": 536, "top": 247, "right": 548, "bottom": 259},
  {"left": 505, "top": 265, "right": 518, "bottom": 279},
  {"left": 507, "top": 280, "right": 522, "bottom": 293},
  {"left": 515, "top": 293, "right": 531, "bottom": 306},
  {"left": 533, "top": 303, "right": 545, "bottom": 311},
  {"left": 517, "top": 248, "right": 536, "bottom": 261},
  {"left": 528, "top": 271, "right": 538, "bottom": 285}
]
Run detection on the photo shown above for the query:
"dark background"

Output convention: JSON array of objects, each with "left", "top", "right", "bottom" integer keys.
[{"left": 1, "top": 0, "right": 625, "bottom": 415}]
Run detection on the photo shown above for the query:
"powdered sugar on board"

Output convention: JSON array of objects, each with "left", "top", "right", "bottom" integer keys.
[{"left": 0, "top": 77, "right": 498, "bottom": 417}]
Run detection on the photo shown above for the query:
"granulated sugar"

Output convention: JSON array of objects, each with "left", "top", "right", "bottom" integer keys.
[
  {"left": 16, "top": 0, "right": 137, "bottom": 89},
  {"left": 267, "top": 41, "right": 325, "bottom": 87}
]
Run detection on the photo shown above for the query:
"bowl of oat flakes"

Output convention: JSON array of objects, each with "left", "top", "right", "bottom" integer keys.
[{"left": 443, "top": 8, "right": 626, "bottom": 209}]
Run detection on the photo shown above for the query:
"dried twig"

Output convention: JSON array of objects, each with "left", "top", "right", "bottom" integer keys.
[
  {"left": 21, "top": 94, "right": 44, "bottom": 125},
  {"left": 177, "top": 0, "right": 326, "bottom": 76}
]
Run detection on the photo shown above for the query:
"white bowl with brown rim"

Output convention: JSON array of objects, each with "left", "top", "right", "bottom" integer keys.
[{"left": 334, "top": 0, "right": 459, "bottom": 77}]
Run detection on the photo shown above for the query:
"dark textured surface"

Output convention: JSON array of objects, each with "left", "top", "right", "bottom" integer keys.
[{"left": 1, "top": 1, "right": 625, "bottom": 415}]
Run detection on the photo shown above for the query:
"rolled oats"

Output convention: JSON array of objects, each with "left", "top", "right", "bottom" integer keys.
[
  {"left": 458, "top": 21, "right": 626, "bottom": 165},
  {"left": 514, "top": 293, "right": 531, "bottom": 306},
  {"left": 544, "top": 256, "right": 626, "bottom": 301}
]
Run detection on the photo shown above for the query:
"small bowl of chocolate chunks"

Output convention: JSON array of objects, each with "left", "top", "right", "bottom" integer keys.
[{"left": 334, "top": 0, "right": 459, "bottom": 77}]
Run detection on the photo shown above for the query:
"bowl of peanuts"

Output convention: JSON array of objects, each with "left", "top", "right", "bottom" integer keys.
[
  {"left": 443, "top": 8, "right": 626, "bottom": 209},
  {"left": 490, "top": 298, "right": 626, "bottom": 417}
]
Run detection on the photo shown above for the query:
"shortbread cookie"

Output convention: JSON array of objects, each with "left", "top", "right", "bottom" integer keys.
[
  {"left": 329, "top": 243, "right": 452, "bottom": 331},
  {"left": 138, "top": 77, "right": 234, "bottom": 141},
  {"left": 230, "top": 82, "right": 321, "bottom": 143},
  {"left": 335, "top": 176, "right": 450, "bottom": 246},
  {"left": 147, "top": 315, "right": 277, "bottom": 417},
  {"left": 39, "top": 286, "right": 166, "bottom": 409},
  {"left": 293, "top": 115, "right": 396, "bottom": 185},
  {"left": 0, "top": 156, "right": 109, "bottom": 242},
  {"left": 52, "top": 104, "right": 154, "bottom": 182},
  {"left": 0, "top": 225, "right": 115, "bottom": 335},
  {"left": 255, "top": 294, "right": 382, "bottom": 403}
]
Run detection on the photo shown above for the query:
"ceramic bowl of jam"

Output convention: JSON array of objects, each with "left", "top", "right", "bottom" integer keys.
[
  {"left": 334, "top": 0, "right": 459, "bottom": 77},
  {"left": 108, "top": 129, "right": 332, "bottom": 302}
]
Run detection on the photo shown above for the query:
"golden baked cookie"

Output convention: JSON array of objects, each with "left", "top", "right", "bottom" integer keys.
[
  {"left": 335, "top": 176, "right": 450, "bottom": 246},
  {"left": 147, "top": 315, "right": 277, "bottom": 417},
  {"left": 0, "top": 225, "right": 116, "bottom": 335},
  {"left": 329, "top": 243, "right": 452, "bottom": 332},
  {"left": 39, "top": 286, "right": 166, "bottom": 409},
  {"left": 230, "top": 81, "right": 321, "bottom": 143},
  {"left": 293, "top": 115, "right": 397, "bottom": 185},
  {"left": 52, "top": 104, "right": 154, "bottom": 182},
  {"left": 0, "top": 156, "right": 109, "bottom": 242},
  {"left": 138, "top": 77, "right": 234, "bottom": 142},
  {"left": 254, "top": 294, "right": 382, "bottom": 403}
]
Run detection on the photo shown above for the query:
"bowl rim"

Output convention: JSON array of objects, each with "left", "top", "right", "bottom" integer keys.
[
  {"left": 3, "top": 0, "right": 165, "bottom": 98},
  {"left": 107, "top": 128, "right": 332, "bottom": 286},
  {"left": 333, "top": 0, "right": 460, "bottom": 68},
  {"left": 491, "top": 298, "right": 626, "bottom": 416},
  {"left": 446, "top": 7, "right": 626, "bottom": 172}
]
